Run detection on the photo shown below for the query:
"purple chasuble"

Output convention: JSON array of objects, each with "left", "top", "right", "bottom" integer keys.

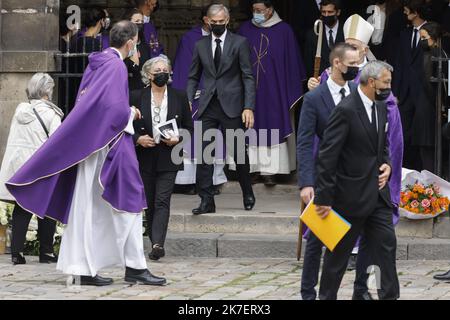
[
  {"left": 6, "top": 48, "right": 147, "bottom": 224},
  {"left": 143, "top": 21, "right": 164, "bottom": 58},
  {"left": 238, "top": 20, "right": 306, "bottom": 146}
]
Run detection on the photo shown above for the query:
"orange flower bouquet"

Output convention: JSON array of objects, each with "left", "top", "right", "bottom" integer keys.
[{"left": 400, "top": 182, "right": 450, "bottom": 219}]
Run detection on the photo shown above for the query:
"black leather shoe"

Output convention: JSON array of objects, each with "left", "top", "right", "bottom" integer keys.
[
  {"left": 262, "top": 175, "right": 276, "bottom": 186},
  {"left": 125, "top": 267, "right": 166, "bottom": 286},
  {"left": 347, "top": 254, "right": 357, "bottom": 271},
  {"left": 352, "top": 292, "right": 375, "bottom": 300},
  {"left": 11, "top": 253, "right": 26, "bottom": 265},
  {"left": 434, "top": 270, "right": 450, "bottom": 281},
  {"left": 148, "top": 245, "right": 165, "bottom": 261},
  {"left": 192, "top": 200, "right": 216, "bottom": 215},
  {"left": 39, "top": 253, "right": 58, "bottom": 263},
  {"left": 213, "top": 185, "right": 221, "bottom": 195},
  {"left": 243, "top": 195, "right": 255, "bottom": 211},
  {"left": 78, "top": 275, "right": 114, "bottom": 286}
]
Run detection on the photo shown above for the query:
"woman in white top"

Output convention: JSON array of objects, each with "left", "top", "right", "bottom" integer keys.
[{"left": 0, "top": 73, "right": 64, "bottom": 265}]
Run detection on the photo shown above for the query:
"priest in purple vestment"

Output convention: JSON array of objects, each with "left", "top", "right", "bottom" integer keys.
[
  {"left": 237, "top": 0, "right": 306, "bottom": 186},
  {"left": 171, "top": 6, "right": 228, "bottom": 191},
  {"left": 134, "top": 0, "right": 164, "bottom": 58},
  {"left": 6, "top": 21, "right": 166, "bottom": 287}
]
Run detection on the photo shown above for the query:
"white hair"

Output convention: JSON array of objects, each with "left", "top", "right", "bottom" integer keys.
[
  {"left": 141, "top": 54, "right": 172, "bottom": 86},
  {"left": 26, "top": 73, "right": 55, "bottom": 100},
  {"left": 359, "top": 60, "right": 393, "bottom": 85},
  {"left": 207, "top": 4, "right": 230, "bottom": 18}
]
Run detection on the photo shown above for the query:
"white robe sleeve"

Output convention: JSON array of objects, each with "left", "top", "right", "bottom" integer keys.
[{"left": 123, "top": 107, "right": 136, "bottom": 135}]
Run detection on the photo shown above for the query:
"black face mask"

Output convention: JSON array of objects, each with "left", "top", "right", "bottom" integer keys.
[
  {"left": 419, "top": 39, "right": 430, "bottom": 51},
  {"left": 375, "top": 87, "right": 391, "bottom": 101},
  {"left": 341, "top": 65, "right": 359, "bottom": 81},
  {"left": 153, "top": 72, "right": 169, "bottom": 87},
  {"left": 210, "top": 24, "right": 227, "bottom": 37},
  {"left": 322, "top": 15, "right": 337, "bottom": 28}
]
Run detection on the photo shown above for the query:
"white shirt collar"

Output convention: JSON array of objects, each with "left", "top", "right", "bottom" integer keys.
[
  {"left": 327, "top": 76, "right": 350, "bottom": 96},
  {"left": 358, "top": 85, "right": 374, "bottom": 109},
  {"left": 111, "top": 47, "right": 123, "bottom": 60},
  {"left": 415, "top": 20, "right": 428, "bottom": 31}
]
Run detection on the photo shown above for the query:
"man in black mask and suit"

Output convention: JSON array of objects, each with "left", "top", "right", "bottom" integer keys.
[
  {"left": 314, "top": 60, "right": 400, "bottom": 300},
  {"left": 187, "top": 4, "right": 256, "bottom": 214}
]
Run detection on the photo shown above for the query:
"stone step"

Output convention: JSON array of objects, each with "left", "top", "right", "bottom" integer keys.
[
  {"left": 144, "top": 233, "right": 450, "bottom": 260},
  {"left": 219, "top": 181, "right": 299, "bottom": 195},
  {"left": 169, "top": 193, "right": 450, "bottom": 238}
]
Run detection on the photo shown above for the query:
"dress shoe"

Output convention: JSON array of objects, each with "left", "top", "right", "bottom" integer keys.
[
  {"left": 347, "top": 254, "right": 357, "bottom": 271},
  {"left": 77, "top": 275, "right": 114, "bottom": 286},
  {"left": 125, "top": 267, "right": 166, "bottom": 286},
  {"left": 11, "top": 253, "right": 26, "bottom": 265},
  {"left": 192, "top": 200, "right": 216, "bottom": 215},
  {"left": 262, "top": 175, "right": 276, "bottom": 186},
  {"left": 39, "top": 253, "right": 58, "bottom": 263},
  {"left": 148, "top": 245, "right": 165, "bottom": 261},
  {"left": 243, "top": 195, "right": 255, "bottom": 211},
  {"left": 433, "top": 270, "right": 450, "bottom": 281},
  {"left": 213, "top": 185, "right": 222, "bottom": 195},
  {"left": 352, "top": 292, "right": 374, "bottom": 300}
]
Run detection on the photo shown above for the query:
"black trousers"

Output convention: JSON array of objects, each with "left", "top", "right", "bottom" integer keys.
[
  {"left": 11, "top": 204, "right": 56, "bottom": 254},
  {"left": 197, "top": 97, "right": 253, "bottom": 200},
  {"left": 300, "top": 232, "right": 371, "bottom": 300},
  {"left": 319, "top": 198, "right": 400, "bottom": 300},
  {"left": 141, "top": 170, "right": 178, "bottom": 247}
]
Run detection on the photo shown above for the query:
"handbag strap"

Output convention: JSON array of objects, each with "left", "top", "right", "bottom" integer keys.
[{"left": 32, "top": 108, "right": 49, "bottom": 138}]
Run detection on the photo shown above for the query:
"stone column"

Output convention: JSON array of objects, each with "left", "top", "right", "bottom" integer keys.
[{"left": 0, "top": 0, "right": 60, "bottom": 163}]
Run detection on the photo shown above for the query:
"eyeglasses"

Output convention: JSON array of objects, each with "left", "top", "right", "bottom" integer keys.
[{"left": 153, "top": 106, "right": 161, "bottom": 124}]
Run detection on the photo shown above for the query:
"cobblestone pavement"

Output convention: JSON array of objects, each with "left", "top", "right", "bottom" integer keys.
[{"left": 1, "top": 255, "right": 450, "bottom": 300}]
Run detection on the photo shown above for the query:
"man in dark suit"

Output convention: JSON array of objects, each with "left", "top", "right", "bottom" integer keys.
[
  {"left": 187, "top": 4, "right": 256, "bottom": 214},
  {"left": 314, "top": 60, "right": 400, "bottom": 300},
  {"left": 392, "top": 0, "right": 428, "bottom": 170},
  {"left": 303, "top": 0, "right": 345, "bottom": 79},
  {"left": 297, "top": 43, "right": 360, "bottom": 300}
]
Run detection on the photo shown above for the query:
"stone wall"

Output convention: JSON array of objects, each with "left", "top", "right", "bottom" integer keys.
[{"left": 0, "top": 0, "right": 60, "bottom": 163}]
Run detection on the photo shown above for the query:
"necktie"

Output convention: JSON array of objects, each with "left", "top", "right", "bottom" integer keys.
[
  {"left": 339, "top": 88, "right": 346, "bottom": 102},
  {"left": 214, "top": 38, "right": 222, "bottom": 71},
  {"left": 328, "top": 29, "right": 334, "bottom": 49},
  {"left": 371, "top": 102, "right": 377, "bottom": 133},
  {"left": 412, "top": 28, "right": 418, "bottom": 50}
]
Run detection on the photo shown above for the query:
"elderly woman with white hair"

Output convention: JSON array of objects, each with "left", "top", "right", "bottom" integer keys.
[
  {"left": 0, "top": 73, "right": 64, "bottom": 265},
  {"left": 130, "top": 55, "right": 193, "bottom": 260}
]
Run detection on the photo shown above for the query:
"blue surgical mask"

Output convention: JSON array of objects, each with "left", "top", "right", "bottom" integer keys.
[
  {"left": 128, "top": 42, "right": 137, "bottom": 58},
  {"left": 253, "top": 13, "right": 266, "bottom": 24}
]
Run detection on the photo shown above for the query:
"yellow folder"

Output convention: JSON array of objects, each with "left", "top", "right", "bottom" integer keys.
[{"left": 300, "top": 198, "right": 351, "bottom": 252}]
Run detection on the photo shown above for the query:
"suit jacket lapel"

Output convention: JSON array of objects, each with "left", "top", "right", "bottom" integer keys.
[
  {"left": 320, "top": 84, "right": 336, "bottom": 112},
  {"left": 217, "top": 32, "right": 232, "bottom": 76},
  {"left": 355, "top": 93, "right": 377, "bottom": 151},
  {"left": 141, "top": 88, "right": 153, "bottom": 137},
  {"left": 377, "top": 102, "right": 387, "bottom": 159},
  {"left": 166, "top": 88, "right": 175, "bottom": 120},
  {"left": 206, "top": 35, "right": 216, "bottom": 76}
]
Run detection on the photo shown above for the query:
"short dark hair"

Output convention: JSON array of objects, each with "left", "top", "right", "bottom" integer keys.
[
  {"left": 110, "top": 20, "right": 138, "bottom": 48},
  {"left": 329, "top": 42, "right": 358, "bottom": 66},
  {"left": 122, "top": 8, "right": 142, "bottom": 21},
  {"left": 252, "top": 0, "right": 274, "bottom": 8},
  {"left": 84, "top": 7, "right": 106, "bottom": 28},
  {"left": 421, "top": 22, "right": 442, "bottom": 42},
  {"left": 404, "top": 0, "right": 432, "bottom": 20},
  {"left": 320, "top": 0, "right": 341, "bottom": 10}
]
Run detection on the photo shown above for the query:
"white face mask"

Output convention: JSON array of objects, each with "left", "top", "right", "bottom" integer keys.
[{"left": 128, "top": 42, "right": 137, "bottom": 58}]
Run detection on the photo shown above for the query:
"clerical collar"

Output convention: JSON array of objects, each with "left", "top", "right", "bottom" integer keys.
[
  {"left": 251, "top": 11, "right": 283, "bottom": 28},
  {"left": 201, "top": 27, "right": 210, "bottom": 37},
  {"left": 111, "top": 47, "right": 124, "bottom": 60}
]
